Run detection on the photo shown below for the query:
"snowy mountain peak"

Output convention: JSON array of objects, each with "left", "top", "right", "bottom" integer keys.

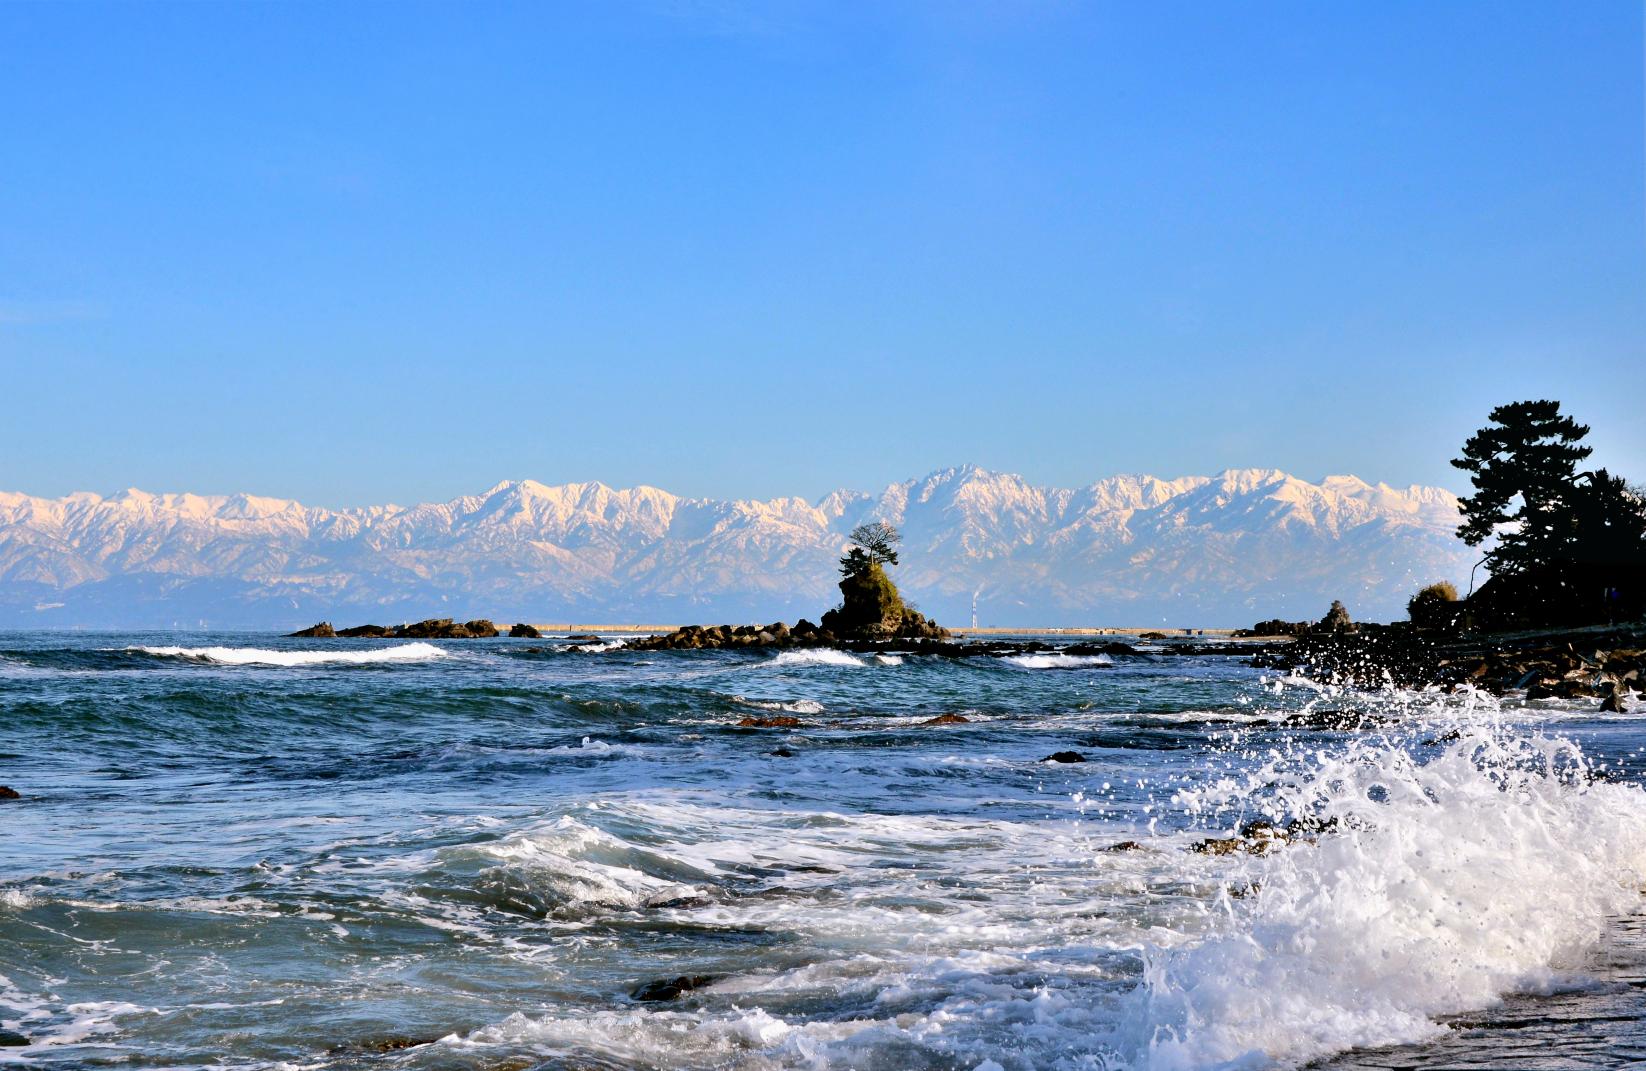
[{"left": 0, "top": 467, "right": 1472, "bottom": 628}]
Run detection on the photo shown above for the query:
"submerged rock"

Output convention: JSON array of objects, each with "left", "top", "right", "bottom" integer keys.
[
  {"left": 288, "top": 621, "right": 336, "bottom": 638},
  {"left": 630, "top": 975, "right": 717, "bottom": 1002},
  {"left": 0, "top": 1031, "right": 27, "bottom": 1047},
  {"left": 1041, "top": 751, "right": 1086, "bottom": 763},
  {"left": 0, "top": 786, "right": 20, "bottom": 801},
  {"left": 737, "top": 716, "right": 801, "bottom": 728},
  {"left": 923, "top": 713, "right": 969, "bottom": 725}
]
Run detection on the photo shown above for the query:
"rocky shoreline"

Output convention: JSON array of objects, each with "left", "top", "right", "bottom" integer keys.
[{"left": 1251, "top": 623, "right": 1645, "bottom": 712}]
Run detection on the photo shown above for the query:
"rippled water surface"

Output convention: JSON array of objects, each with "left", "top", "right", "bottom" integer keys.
[{"left": 2, "top": 632, "right": 1644, "bottom": 1070}]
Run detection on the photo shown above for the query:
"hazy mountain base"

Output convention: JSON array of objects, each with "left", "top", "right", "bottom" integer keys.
[{"left": 0, "top": 467, "right": 1475, "bottom": 629}]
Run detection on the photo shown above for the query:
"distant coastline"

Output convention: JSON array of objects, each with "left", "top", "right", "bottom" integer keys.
[{"left": 524, "top": 623, "right": 1248, "bottom": 638}]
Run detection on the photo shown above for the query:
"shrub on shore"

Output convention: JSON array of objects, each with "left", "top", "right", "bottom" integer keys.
[{"left": 1407, "top": 582, "right": 1460, "bottom": 631}]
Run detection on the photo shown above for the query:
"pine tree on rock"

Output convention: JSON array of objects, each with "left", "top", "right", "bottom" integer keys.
[{"left": 1451, "top": 399, "right": 1592, "bottom": 576}]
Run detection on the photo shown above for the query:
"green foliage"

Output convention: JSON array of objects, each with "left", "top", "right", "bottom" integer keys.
[
  {"left": 1407, "top": 581, "right": 1459, "bottom": 630},
  {"left": 1451, "top": 400, "right": 1593, "bottom": 574},
  {"left": 843, "top": 522, "right": 901, "bottom": 573}
]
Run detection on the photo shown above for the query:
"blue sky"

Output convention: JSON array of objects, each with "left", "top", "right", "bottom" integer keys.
[{"left": 2, "top": 1, "right": 1641, "bottom": 507}]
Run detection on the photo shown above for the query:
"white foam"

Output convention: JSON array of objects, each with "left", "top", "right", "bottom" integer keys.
[
  {"left": 741, "top": 698, "right": 827, "bottom": 715},
  {"left": 124, "top": 643, "right": 447, "bottom": 666},
  {"left": 1000, "top": 652, "right": 1113, "bottom": 669},
  {"left": 874, "top": 653, "right": 904, "bottom": 666},
  {"left": 769, "top": 649, "right": 865, "bottom": 668},
  {"left": 1126, "top": 723, "right": 1646, "bottom": 1069}
]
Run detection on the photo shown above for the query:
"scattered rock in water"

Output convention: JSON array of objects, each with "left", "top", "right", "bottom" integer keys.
[
  {"left": 769, "top": 747, "right": 796, "bottom": 757},
  {"left": 1139, "top": 631, "right": 1168, "bottom": 640},
  {"left": 1280, "top": 708, "right": 1391, "bottom": 731},
  {"left": 737, "top": 716, "right": 800, "bottom": 728},
  {"left": 288, "top": 621, "right": 336, "bottom": 638},
  {"left": 1041, "top": 750, "right": 1086, "bottom": 763},
  {"left": 923, "top": 713, "right": 969, "bottom": 725},
  {"left": 1064, "top": 642, "right": 1140, "bottom": 657},
  {"left": 630, "top": 975, "right": 717, "bottom": 1002},
  {"left": 1601, "top": 684, "right": 1629, "bottom": 713},
  {"left": 0, "top": 786, "right": 19, "bottom": 801},
  {"left": 1099, "top": 840, "right": 1141, "bottom": 853},
  {"left": 0, "top": 1030, "right": 27, "bottom": 1047},
  {"left": 302, "top": 618, "right": 502, "bottom": 639},
  {"left": 508, "top": 623, "right": 541, "bottom": 638},
  {"left": 326, "top": 1036, "right": 442, "bottom": 1055},
  {"left": 567, "top": 634, "right": 603, "bottom": 643},
  {"left": 1191, "top": 816, "right": 1336, "bottom": 856}
]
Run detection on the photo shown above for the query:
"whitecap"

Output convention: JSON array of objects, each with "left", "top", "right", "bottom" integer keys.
[
  {"left": 122, "top": 642, "right": 447, "bottom": 667},
  {"left": 769, "top": 649, "right": 865, "bottom": 668},
  {"left": 1000, "top": 653, "right": 1112, "bottom": 669}
]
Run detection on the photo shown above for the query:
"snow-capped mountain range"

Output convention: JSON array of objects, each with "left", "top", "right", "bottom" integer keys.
[{"left": 0, "top": 466, "right": 1475, "bottom": 628}]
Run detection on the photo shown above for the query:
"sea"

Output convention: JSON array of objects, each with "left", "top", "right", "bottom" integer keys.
[{"left": 2, "top": 631, "right": 1645, "bottom": 1071}]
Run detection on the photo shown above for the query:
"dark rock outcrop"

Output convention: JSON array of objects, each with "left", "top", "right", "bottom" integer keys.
[
  {"left": 288, "top": 621, "right": 336, "bottom": 638},
  {"left": 397, "top": 618, "right": 499, "bottom": 639},
  {"left": 737, "top": 716, "right": 801, "bottom": 728},
  {"left": 0, "top": 786, "right": 19, "bottom": 801},
  {"left": 320, "top": 618, "right": 501, "bottom": 639},
  {"left": 0, "top": 1031, "right": 28, "bottom": 1047},
  {"left": 337, "top": 624, "right": 395, "bottom": 637},
  {"left": 1042, "top": 751, "right": 1086, "bottom": 763},
  {"left": 630, "top": 975, "right": 717, "bottom": 1002},
  {"left": 508, "top": 623, "right": 542, "bottom": 638},
  {"left": 923, "top": 713, "right": 969, "bottom": 725}
]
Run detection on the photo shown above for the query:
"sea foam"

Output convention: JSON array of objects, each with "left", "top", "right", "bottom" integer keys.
[
  {"left": 769, "top": 649, "right": 866, "bottom": 668},
  {"left": 124, "top": 643, "right": 447, "bottom": 667},
  {"left": 1000, "top": 652, "right": 1113, "bottom": 669},
  {"left": 1127, "top": 721, "right": 1646, "bottom": 1070}
]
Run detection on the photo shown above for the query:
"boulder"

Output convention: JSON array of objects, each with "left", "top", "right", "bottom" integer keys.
[
  {"left": 288, "top": 621, "right": 336, "bottom": 638},
  {"left": 0, "top": 1031, "right": 27, "bottom": 1047},
  {"left": 923, "top": 713, "right": 969, "bottom": 725},
  {"left": 0, "top": 786, "right": 19, "bottom": 801},
  {"left": 509, "top": 623, "right": 542, "bottom": 638},
  {"left": 630, "top": 975, "right": 717, "bottom": 1003},
  {"left": 1041, "top": 751, "right": 1086, "bottom": 763}
]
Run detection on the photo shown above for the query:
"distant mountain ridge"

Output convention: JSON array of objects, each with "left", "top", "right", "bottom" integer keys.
[{"left": 0, "top": 466, "right": 1475, "bottom": 628}]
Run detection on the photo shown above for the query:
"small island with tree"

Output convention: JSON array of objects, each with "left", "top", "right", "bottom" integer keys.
[{"left": 629, "top": 522, "right": 950, "bottom": 651}]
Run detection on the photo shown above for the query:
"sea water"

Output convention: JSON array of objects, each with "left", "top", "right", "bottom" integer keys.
[{"left": 2, "top": 632, "right": 1644, "bottom": 1070}]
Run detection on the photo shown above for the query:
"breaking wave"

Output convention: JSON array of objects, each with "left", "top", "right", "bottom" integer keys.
[
  {"left": 123, "top": 643, "right": 448, "bottom": 667},
  {"left": 1000, "top": 652, "right": 1113, "bottom": 669},
  {"left": 769, "top": 649, "right": 866, "bottom": 669},
  {"left": 1125, "top": 720, "right": 1646, "bottom": 1069}
]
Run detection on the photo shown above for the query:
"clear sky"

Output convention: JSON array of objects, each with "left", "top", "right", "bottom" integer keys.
[{"left": 2, "top": 1, "right": 1642, "bottom": 508}]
